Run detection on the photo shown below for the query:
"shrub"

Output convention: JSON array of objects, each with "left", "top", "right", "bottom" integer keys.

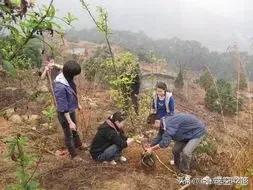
[
  {"left": 174, "top": 67, "right": 184, "bottom": 89},
  {"left": 197, "top": 70, "right": 213, "bottom": 91},
  {"left": 6, "top": 135, "right": 42, "bottom": 190},
  {"left": 195, "top": 136, "right": 216, "bottom": 156},
  {"left": 205, "top": 79, "right": 242, "bottom": 115},
  {"left": 238, "top": 73, "right": 248, "bottom": 90}
]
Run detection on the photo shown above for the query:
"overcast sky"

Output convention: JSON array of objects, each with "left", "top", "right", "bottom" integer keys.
[{"left": 38, "top": 0, "right": 253, "bottom": 52}]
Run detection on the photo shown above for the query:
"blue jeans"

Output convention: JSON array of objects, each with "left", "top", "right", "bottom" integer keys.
[
  {"left": 172, "top": 136, "right": 204, "bottom": 173},
  {"left": 97, "top": 145, "right": 122, "bottom": 162}
]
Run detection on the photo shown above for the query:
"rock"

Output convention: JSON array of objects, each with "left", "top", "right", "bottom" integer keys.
[
  {"left": 4, "top": 108, "right": 15, "bottom": 118},
  {"left": 37, "top": 85, "right": 49, "bottom": 93},
  {"left": 41, "top": 123, "right": 49, "bottom": 128},
  {"left": 89, "top": 102, "right": 98, "bottom": 108},
  {"left": 5, "top": 87, "right": 17, "bottom": 91},
  {"left": 21, "top": 115, "right": 29, "bottom": 121},
  {"left": 9, "top": 114, "right": 23, "bottom": 124},
  {"left": 26, "top": 89, "right": 34, "bottom": 96},
  {"left": 27, "top": 115, "right": 40, "bottom": 125},
  {"left": 36, "top": 95, "right": 46, "bottom": 104}
]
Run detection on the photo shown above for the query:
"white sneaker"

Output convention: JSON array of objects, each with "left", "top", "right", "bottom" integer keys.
[
  {"left": 119, "top": 156, "right": 127, "bottom": 162},
  {"left": 170, "top": 160, "right": 175, "bottom": 165},
  {"left": 110, "top": 160, "right": 117, "bottom": 165},
  {"left": 102, "top": 160, "right": 117, "bottom": 165}
]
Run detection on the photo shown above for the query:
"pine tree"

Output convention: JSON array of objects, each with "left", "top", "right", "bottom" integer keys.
[{"left": 174, "top": 67, "right": 184, "bottom": 89}]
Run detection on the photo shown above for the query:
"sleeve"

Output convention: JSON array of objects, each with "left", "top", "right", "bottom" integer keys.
[
  {"left": 158, "top": 131, "right": 173, "bottom": 148},
  {"left": 119, "top": 129, "right": 128, "bottom": 141},
  {"left": 168, "top": 96, "right": 175, "bottom": 115},
  {"left": 54, "top": 86, "right": 69, "bottom": 112},
  {"left": 158, "top": 120, "right": 179, "bottom": 148},
  {"left": 107, "top": 130, "right": 128, "bottom": 149},
  {"left": 152, "top": 97, "right": 155, "bottom": 110},
  {"left": 151, "top": 128, "right": 164, "bottom": 146}
]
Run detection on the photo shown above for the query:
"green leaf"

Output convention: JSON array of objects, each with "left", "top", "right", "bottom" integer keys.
[
  {"left": 63, "top": 12, "right": 78, "bottom": 25},
  {"left": 47, "top": 5, "right": 56, "bottom": 17},
  {"left": 3, "top": 60, "right": 16, "bottom": 76},
  {"left": 10, "top": 0, "right": 21, "bottom": 7}
]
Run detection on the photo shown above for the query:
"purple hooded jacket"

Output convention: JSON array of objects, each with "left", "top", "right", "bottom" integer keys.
[{"left": 53, "top": 73, "right": 78, "bottom": 113}]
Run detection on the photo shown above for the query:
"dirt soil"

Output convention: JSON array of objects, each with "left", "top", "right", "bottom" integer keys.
[{"left": 0, "top": 74, "right": 252, "bottom": 190}]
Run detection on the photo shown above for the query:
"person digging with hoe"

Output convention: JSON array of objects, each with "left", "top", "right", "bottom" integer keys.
[{"left": 53, "top": 60, "right": 85, "bottom": 161}]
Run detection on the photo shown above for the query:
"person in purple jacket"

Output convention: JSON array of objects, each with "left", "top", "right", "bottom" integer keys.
[
  {"left": 146, "top": 113, "right": 206, "bottom": 174},
  {"left": 53, "top": 60, "right": 83, "bottom": 161}
]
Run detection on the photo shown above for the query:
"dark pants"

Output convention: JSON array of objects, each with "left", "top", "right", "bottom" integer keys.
[
  {"left": 131, "top": 93, "right": 139, "bottom": 114},
  {"left": 97, "top": 145, "right": 122, "bottom": 162},
  {"left": 122, "top": 93, "right": 139, "bottom": 114},
  {"left": 58, "top": 111, "right": 82, "bottom": 158},
  {"left": 172, "top": 136, "right": 204, "bottom": 173}
]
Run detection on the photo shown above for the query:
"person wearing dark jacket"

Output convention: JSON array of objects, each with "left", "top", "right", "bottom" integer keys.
[
  {"left": 130, "top": 66, "right": 141, "bottom": 114},
  {"left": 146, "top": 113, "right": 206, "bottom": 174},
  {"left": 53, "top": 60, "right": 83, "bottom": 161},
  {"left": 90, "top": 111, "right": 134, "bottom": 165}
]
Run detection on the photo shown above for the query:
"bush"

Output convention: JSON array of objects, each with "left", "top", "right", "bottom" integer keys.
[
  {"left": 197, "top": 70, "right": 213, "bottom": 91},
  {"left": 205, "top": 79, "right": 242, "bottom": 115},
  {"left": 238, "top": 73, "right": 248, "bottom": 90},
  {"left": 7, "top": 135, "right": 42, "bottom": 190},
  {"left": 83, "top": 47, "right": 111, "bottom": 83},
  {"left": 174, "top": 67, "right": 184, "bottom": 89},
  {"left": 195, "top": 136, "right": 216, "bottom": 156},
  {"left": 106, "top": 52, "right": 140, "bottom": 111},
  {"left": 84, "top": 50, "right": 140, "bottom": 111}
]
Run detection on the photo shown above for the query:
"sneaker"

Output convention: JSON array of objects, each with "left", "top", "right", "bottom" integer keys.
[
  {"left": 119, "top": 156, "right": 127, "bottom": 162},
  {"left": 102, "top": 160, "right": 117, "bottom": 165},
  {"left": 170, "top": 159, "right": 175, "bottom": 165},
  {"left": 179, "top": 173, "right": 192, "bottom": 179},
  {"left": 110, "top": 160, "right": 117, "bottom": 165}
]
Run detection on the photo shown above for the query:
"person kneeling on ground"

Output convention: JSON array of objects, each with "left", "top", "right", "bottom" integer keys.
[
  {"left": 146, "top": 113, "right": 206, "bottom": 174},
  {"left": 90, "top": 111, "right": 134, "bottom": 165}
]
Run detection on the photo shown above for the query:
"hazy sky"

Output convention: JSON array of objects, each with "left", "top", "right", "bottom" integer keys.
[{"left": 38, "top": 0, "right": 253, "bottom": 52}]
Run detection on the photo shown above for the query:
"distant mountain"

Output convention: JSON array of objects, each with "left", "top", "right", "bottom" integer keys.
[{"left": 66, "top": 28, "right": 253, "bottom": 81}]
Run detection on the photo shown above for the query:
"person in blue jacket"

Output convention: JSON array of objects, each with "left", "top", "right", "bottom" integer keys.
[
  {"left": 151, "top": 82, "right": 175, "bottom": 119},
  {"left": 146, "top": 113, "right": 206, "bottom": 174},
  {"left": 53, "top": 60, "right": 83, "bottom": 161}
]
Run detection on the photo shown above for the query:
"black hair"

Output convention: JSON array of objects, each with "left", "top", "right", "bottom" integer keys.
[
  {"left": 147, "top": 113, "right": 159, "bottom": 124},
  {"left": 63, "top": 60, "right": 81, "bottom": 81},
  {"left": 156, "top": 81, "right": 167, "bottom": 92},
  {"left": 109, "top": 111, "right": 127, "bottom": 123}
]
